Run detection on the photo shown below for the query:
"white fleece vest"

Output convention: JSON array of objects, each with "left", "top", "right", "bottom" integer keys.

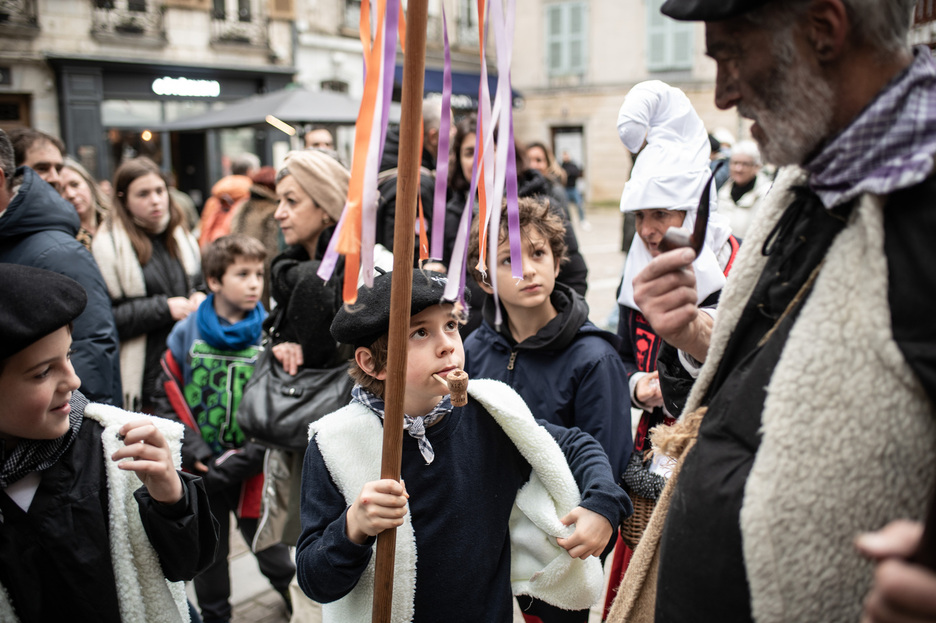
[
  {"left": 308, "top": 379, "right": 604, "bottom": 623},
  {"left": 0, "top": 405, "right": 190, "bottom": 623},
  {"left": 681, "top": 167, "right": 936, "bottom": 623}
]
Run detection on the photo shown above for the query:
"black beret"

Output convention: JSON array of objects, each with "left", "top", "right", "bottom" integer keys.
[
  {"left": 661, "top": 0, "right": 773, "bottom": 21},
  {"left": 331, "top": 268, "right": 457, "bottom": 348},
  {"left": 0, "top": 264, "right": 87, "bottom": 361}
]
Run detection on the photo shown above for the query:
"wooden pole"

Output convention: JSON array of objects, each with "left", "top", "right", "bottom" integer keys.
[{"left": 372, "top": 0, "right": 428, "bottom": 620}]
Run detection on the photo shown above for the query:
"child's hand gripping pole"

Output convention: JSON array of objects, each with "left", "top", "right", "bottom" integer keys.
[{"left": 433, "top": 369, "right": 469, "bottom": 407}]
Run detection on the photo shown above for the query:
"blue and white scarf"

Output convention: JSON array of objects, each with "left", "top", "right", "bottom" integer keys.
[
  {"left": 807, "top": 46, "right": 936, "bottom": 208},
  {"left": 351, "top": 386, "right": 452, "bottom": 465}
]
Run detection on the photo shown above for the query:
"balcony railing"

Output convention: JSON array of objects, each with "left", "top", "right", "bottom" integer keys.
[
  {"left": 92, "top": 4, "right": 165, "bottom": 42},
  {"left": 0, "top": 0, "right": 40, "bottom": 38},
  {"left": 210, "top": 16, "right": 267, "bottom": 47}
]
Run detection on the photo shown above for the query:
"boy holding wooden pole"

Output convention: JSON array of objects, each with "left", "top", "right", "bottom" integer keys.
[{"left": 295, "top": 267, "right": 630, "bottom": 621}]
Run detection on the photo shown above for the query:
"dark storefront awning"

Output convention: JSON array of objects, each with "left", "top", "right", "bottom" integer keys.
[
  {"left": 394, "top": 66, "right": 523, "bottom": 109},
  {"left": 157, "top": 87, "right": 400, "bottom": 132}
]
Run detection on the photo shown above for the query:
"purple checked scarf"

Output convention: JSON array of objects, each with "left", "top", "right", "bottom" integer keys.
[{"left": 807, "top": 47, "right": 936, "bottom": 208}]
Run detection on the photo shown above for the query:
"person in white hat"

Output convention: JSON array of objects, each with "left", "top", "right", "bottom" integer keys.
[{"left": 605, "top": 80, "right": 741, "bottom": 616}]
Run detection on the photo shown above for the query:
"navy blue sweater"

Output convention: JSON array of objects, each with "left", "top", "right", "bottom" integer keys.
[{"left": 296, "top": 397, "right": 630, "bottom": 621}]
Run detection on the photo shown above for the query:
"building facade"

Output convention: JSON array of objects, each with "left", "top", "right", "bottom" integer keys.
[
  {"left": 510, "top": 0, "right": 744, "bottom": 204},
  {"left": 293, "top": 0, "right": 498, "bottom": 99},
  {"left": 0, "top": 0, "right": 296, "bottom": 199},
  {"left": 0, "top": 0, "right": 753, "bottom": 205}
]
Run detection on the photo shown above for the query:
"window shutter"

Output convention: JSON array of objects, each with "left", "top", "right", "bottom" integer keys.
[
  {"left": 567, "top": 3, "right": 585, "bottom": 74},
  {"left": 646, "top": 0, "right": 693, "bottom": 71},
  {"left": 671, "top": 25, "right": 693, "bottom": 67},
  {"left": 546, "top": 5, "right": 563, "bottom": 74},
  {"left": 545, "top": 2, "right": 586, "bottom": 77}
]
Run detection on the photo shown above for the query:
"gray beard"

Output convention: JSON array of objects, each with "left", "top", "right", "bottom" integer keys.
[{"left": 741, "top": 35, "right": 836, "bottom": 166}]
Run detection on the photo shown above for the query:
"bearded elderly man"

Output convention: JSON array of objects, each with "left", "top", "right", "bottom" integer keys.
[{"left": 607, "top": 1, "right": 936, "bottom": 622}]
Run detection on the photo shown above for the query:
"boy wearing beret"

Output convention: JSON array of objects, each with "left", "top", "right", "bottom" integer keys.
[
  {"left": 295, "top": 268, "right": 631, "bottom": 622},
  {"left": 0, "top": 264, "right": 218, "bottom": 622}
]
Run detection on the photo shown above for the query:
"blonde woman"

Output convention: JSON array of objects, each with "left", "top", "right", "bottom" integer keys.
[{"left": 60, "top": 157, "right": 109, "bottom": 250}]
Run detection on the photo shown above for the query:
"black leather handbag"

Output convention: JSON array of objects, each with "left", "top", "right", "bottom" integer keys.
[{"left": 237, "top": 343, "right": 353, "bottom": 451}]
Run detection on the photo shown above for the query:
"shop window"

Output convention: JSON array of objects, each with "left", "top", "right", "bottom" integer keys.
[
  {"left": 646, "top": 0, "right": 693, "bottom": 72},
  {"left": 545, "top": 2, "right": 586, "bottom": 77},
  {"left": 101, "top": 100, "right": 162, "bottom": 127}
]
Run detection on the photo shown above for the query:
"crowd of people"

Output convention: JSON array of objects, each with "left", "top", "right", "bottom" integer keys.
[{"left": 1, "top": 0, "right": 935, "bottom": 622}]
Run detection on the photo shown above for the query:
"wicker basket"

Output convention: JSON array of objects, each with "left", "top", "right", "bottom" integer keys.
[{"left": 620, "top": 492, "right": 656, "bottom": 551}]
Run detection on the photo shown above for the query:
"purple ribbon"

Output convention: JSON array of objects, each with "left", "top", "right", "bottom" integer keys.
[{"left": 430, "top": 4, "right": 453, "bottom": 262}]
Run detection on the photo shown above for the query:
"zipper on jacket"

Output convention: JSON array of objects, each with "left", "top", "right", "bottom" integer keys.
[{"left": 507, "top": 350, "right": 518, "bottom": 371}]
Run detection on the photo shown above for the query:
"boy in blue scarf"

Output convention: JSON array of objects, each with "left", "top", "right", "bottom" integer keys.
[{"left": 153, "top": 233, "right": 295, "bottom": 623}]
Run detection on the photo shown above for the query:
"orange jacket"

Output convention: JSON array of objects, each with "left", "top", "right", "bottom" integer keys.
[{"left": 198, "top": 175, "right": 253, "bottom": 249}]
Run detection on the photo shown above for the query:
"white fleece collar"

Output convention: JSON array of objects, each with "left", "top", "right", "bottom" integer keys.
[{"left": 0, "top": 404, "right": 190, "bottom": 622}]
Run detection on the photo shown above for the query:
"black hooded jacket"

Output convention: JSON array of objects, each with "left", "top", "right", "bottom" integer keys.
[
  {"left": 0, "top": 167, "right": 122, "bottom": 404},
  {"left": 464, "top": 282, "right": 632, "bottom": 485}
]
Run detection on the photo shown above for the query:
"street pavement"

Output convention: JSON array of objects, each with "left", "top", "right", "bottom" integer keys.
[{"left": 216, "top": 204, "right": 628, "bottom": 623}]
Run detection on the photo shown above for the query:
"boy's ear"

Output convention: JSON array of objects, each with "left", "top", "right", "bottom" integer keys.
[
  {"left": 476, "top": 277, "right": 494, "bottom": 296},
  {"left": 206, "top": 276, "right": 223, "bottom": 294},
  {"left": 355, "top": 347, "right": 387, "bottom": 381}
]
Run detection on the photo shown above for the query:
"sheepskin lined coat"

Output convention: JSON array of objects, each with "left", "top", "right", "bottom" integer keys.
[
  {"left": 0, "top": 399, "right": 218, "bottom": 622},
  {"left": 609, "top": 166, "right": 936, "bottom": 623}
]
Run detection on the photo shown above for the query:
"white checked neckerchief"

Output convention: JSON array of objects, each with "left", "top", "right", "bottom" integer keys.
[{"left": 351, "top": 385, "right": 452, "bottom": 464}]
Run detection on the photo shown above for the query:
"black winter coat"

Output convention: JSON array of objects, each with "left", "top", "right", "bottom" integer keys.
[
  {"left": 267, "top": 230, "right": 352, "bottom": 369},
  {"left": 0, "top": 167, "right": 122, "bottom": 405},
  {"left": 110, "top": 234, "right": 195, "bottom": 409},
  {"left": 0, "top": 393, "right": 218, "bottom": 622},
  {"left": 374, "top": 127, "right": 441, "bottom": 260}
]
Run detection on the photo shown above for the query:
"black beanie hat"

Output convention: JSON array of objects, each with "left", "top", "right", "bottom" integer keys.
[
  {"left": 0, "top": 264, "right": 87, "bottom": 361},
  {"left": 330, "top": 268, "right": 456, "bottom": 348}
]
